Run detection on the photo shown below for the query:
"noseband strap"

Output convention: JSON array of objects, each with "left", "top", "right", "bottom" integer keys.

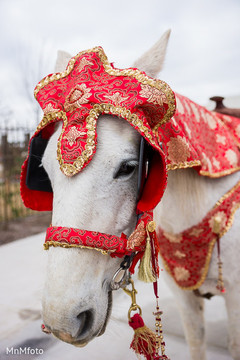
[
  {"left": 44, "top": 211, "right": 153, "bottom": 256},
  {"left": 44, "top": 225, "right": 145, "bottom": 256}
]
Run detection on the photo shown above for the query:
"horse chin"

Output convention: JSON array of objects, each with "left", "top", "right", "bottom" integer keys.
[
  {"left": 73, "top": 342, "right": 89, "bottom": 348},
  {"left": 97, "top": 291, "right": 112, "bottom": 337},
  {"left": 51, "top": 330, "right": 89, "bottom": 347}
]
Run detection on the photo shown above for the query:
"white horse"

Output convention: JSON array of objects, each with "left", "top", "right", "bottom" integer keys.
[{"left": 39, "top": 32, "right": 240, "bottom": 360}]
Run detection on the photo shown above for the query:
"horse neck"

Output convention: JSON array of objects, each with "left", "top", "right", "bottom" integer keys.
[{"left": 154, "top": 168, "right": 240, "bottom": 234}]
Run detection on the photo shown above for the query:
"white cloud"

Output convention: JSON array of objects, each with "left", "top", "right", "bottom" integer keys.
[{"left": 0, "top": 0, "right": 239, "bottom": 127}]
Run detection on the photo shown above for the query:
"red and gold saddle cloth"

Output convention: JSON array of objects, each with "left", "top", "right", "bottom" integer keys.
[
  {"left": 157, "top": 94, "right": 240, "bottom": 289},
  {"left": 158, "top": 93, "right": 240, "bottom": 176},
  {"left": 158, "top": 180, "right": 240, "bottom": 290}
]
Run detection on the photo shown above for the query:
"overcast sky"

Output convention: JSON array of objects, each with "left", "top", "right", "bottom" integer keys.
[{"left": 0, "top": 0, "right": 239, "bottom": 128}]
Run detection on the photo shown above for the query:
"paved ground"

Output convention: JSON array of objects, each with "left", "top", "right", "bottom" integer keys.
[
  {"left": 0, "top": 233, "right": 232, "bottom": 359},
  {"left": 0, "top": 213, "right": 51, "bottom": 245}
]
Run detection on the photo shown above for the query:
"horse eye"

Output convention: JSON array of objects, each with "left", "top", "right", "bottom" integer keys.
[{"left": 114, "top": 160, "right": 138, "bottom": 179}]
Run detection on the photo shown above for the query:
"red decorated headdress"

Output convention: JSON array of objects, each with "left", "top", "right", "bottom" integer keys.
[{"left": 20, "top": 46, "right": 175, "bottom": 212}]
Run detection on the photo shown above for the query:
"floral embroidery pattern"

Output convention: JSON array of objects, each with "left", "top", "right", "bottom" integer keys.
[
  {"left": 140, "top": 84, "right": 167, "bottom": 106},
  {"left": 75, "top": 58, "right": 94, "bottom": 73},
  {"left": 127, "top": 221, "right": 146, "bottom": 250},
  {"left": 205, "top": 113, "right": 217, "bottom": 130},
  {"left": 160, "top": 93, "right": 240, "bottom": 176},
  {"left": 174, "top": 267, "right": 190, "bottom": 282},
  {"left": 176, "top": 96, "right": 185, "bottom": 114},
  {"left": 225, "top": 149, "right": 238, "bottom": 166},
  {"left": 64, "top": 84, "right": 92, "bottom": 112},
  {"left": 65, "top": 126, "right": 85, "bottom": 146},
  {"left": 45, "top": 226, "right": 127, "bottom": 256},
  {"left": 104, "top": 92, "right": 129, "bottom": 105},
  {"left": 189, "top": 228, "right": 203, "bottom": 237},
  {"left": 43, "top": 103, "right": 57, "bottom": 114},
  {"left": 216, "top": 134, "right": 226, "bottom": 144},
  {"left": 167, "top": 136, "right": 190, "bottom": 164},
  {"left": 163, "top": 231, "right": 182, "bottom": 243},
  {"left": 174, "top": 250, "right": 186, "bottom": 259}
]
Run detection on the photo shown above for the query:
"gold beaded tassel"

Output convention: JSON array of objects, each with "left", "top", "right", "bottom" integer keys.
[
  {"left": 138, "top": 221, "right": 157, "bottom": 283},
  {"left": 153, "top": 299, "right": 170, "bottom": 360}
]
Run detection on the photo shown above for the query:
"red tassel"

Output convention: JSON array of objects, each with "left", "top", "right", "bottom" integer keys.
[
  {"left": 41, "top": 324, "right": 51, "bottom": 334},
  {"left": 129, "top": 313, "right": 158, "bottom": 360},
  {"left": 150, "top": 229, "right": 160, "bottom": 278}
]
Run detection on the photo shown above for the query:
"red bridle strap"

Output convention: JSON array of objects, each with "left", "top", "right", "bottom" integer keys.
[
  {"left": 44, "top": 212, "right": 154, "bottom": 259},
  {"left": 44, "top": 226, "right": 134, "bottom": 257}
]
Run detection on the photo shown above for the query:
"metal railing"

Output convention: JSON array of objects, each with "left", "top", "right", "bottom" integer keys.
[{"left": 0, "top": 126, "right": 35, "bottom": 228}]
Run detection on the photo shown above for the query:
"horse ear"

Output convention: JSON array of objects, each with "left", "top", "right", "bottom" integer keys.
[
  {"left": 133, "top": 29, "right": 171, "bottom": 78},
  {"left": 55, "top": 50, "right": 72, "bottom": 72}
]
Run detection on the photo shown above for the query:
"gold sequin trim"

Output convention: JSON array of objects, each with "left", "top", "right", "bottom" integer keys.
[
  {"left": 44, "top": 240, "right": 112, "bottom": 255},
  {"left": 167, "top": 160, "right": 201, "bottom": 171},
  {"left": 167, "top": 159, "right": 240, "bottom": 178},
  {"left": 36, "top": 110, "right": 68, "bottom": 134},
  {"left": 200, "top": 167, "right": 240, "bottom": 178},
  {"left": 57, "top": 106, "right": 96, "bottom": 176},
  {"left": 34, "top": 47, "right": 175, "bottom": 128},
  {"left": 213, "top": 179, "right": 240, "bottom": 237},
  {"left": 214, "top": 179, "right": 240, "bottom": 208}
]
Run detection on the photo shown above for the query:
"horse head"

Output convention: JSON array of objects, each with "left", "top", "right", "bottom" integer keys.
[{"left": 21, "top": 31, "right": 174, "bottom": 346}]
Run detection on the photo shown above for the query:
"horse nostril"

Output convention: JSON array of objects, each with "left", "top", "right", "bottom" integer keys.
[{"left": 76, "top": 310, "right": 93, "bottom": 338}]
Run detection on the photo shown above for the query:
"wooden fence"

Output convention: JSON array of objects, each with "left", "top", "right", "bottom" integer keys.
[{"left": 0, "top": 126, "right": 35, "bottom": 228}]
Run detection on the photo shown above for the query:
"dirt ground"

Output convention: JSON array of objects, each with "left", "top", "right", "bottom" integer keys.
[{"left": 0, "top": 212, "right": 52, "bottom": 245}]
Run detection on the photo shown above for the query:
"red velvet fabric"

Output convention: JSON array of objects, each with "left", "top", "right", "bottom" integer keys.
[
  {"left": 137, "top": 151, "right": 166, "bottom": 212},
  {"left": 20, "top": 159, "right": 53, "bottom": 211}
]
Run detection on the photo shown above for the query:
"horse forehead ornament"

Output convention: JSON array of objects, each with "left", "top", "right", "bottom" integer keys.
[
  {"left": 21, "top": 46, "right": 175, "bottom": 212},
  {"left": 20, "top": 46, "right": 176, "bottom": 360}
]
